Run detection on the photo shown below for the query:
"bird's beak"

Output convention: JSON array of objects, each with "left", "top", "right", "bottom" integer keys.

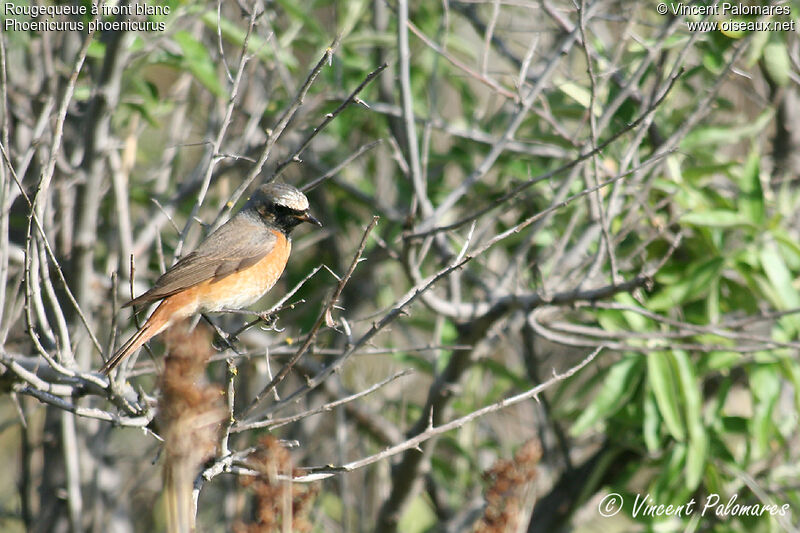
[{"left": 295, "top": 211, "right": 322, "bottom": 227}]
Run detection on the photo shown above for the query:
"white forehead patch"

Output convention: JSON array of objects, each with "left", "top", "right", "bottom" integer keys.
[{"left": 259, "top": 182, "right": 309, "bottom": 211}]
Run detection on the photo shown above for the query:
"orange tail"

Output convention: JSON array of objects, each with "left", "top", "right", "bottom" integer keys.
[{"left": 102, "top": 302, "right": 171, "bottom": 374}]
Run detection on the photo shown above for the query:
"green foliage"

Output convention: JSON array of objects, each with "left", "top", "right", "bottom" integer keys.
[{"left": 559, "top": 20, "right": 800, "bottom": 529}]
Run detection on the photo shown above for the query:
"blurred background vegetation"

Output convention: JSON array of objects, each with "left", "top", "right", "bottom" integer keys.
[{"left": 1, "top": 0, "right": 800, "bottom": 532}]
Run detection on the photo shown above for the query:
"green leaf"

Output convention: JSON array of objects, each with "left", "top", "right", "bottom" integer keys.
[
  {"left": 673, "top": 351, "right": 700, "bottom": 418},
  {"left": 643, "top": 389, "right": 662, "bottom": 453},
  {"left": 745, "top": 30, "right": 770, "bottom": 67},
  {"left": 337, "top": 0, "right": 369, "bottom": 42},
  {"left": 682, "top": 162, "right": 737, "bottom": 181},
  {"left": 673, "top": 351, "right": 707, "bottom": 490},
  {"left": 680, "top": 109, "right": 774, "bottom": 149},
  {"left": 398, "top": 495, "right": 436, "bottom": 533},
  {"left": 649, "top": 258, "right": 724, "bottom": 311},
  {"left": 558, "top": 81, "right": 600, "bottom": 116},
  {"left": 392, "top": 352, "right": 434, "bottom": 374},
  {"left": 701, "top": 351, "right": 742, "bottom": 372},
  {"left": 760, "top": 243, "right": 800, "bottom": 310},
  {"left": 173, "top": 30, "right": 226, "bottom": 98},
  {"left": 763, "top": 39, "right": 791, "bottom": 87},
  {"left": 478, "top": 358, "right": 528, "bottom": 389},
  {"left": 199, "top": 11, "right": 287, "bottom": 66},
  {"left": 571, "top": 356, "right": 644, "bottom": 435},
  {"left": 647, "top": 352, "right": 686, "bottom": 441},
  {"left": 750, "top": 364, "right": 780, "bottom": 458},
  {"left": 737, "top": 148, "right": 765, "bottom": 225},
  {"left": 616, "top": 293, "right": 651, "bottom": 331},
  {"left": 274, "top": 0, "right": 326, "bottom": 37},
  {"left": 707, "top": 433, "right": 736, "bottom": 465},
  {"left": 721, "top": 416, "right": 749, "bottom": 434},
  {"left": 707, "top": 276, "right": 720, "bottom": 324},
  {"left": 779, "top": 358, "right": 800, "bottom": 416},
  {"left": 651, "top": 443, "right": 688, "bottom": 500},
  {"left": 680, "top": 210, "right": 751, "bottom": 228},
  {"left": 774, "top": 230, "right": 800, "bottom": 270}
]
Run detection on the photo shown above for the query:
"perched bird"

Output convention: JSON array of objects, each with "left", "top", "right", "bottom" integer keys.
[{"left": 101, "top": 182, "right": 321, "bottom": 374}]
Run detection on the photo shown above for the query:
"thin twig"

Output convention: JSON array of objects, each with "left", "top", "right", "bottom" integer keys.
[
  {"left": 3, "top": 149, "right": 105, "bottom": 363},
  {"left": 300, "top": 139, "right": 382, "bottom": 192},
  {"left": 398, "top": 0, "right": 432, "bottom": 219},
  {"left": 237, "top": 369, "right": 413, "bottom": 432},
  {"left": 241, "top": 216, "right": 379, "bottom": 417},
  {"left": 291, "top": 347, "right": 603, "bottom": 482},
  {"left": 272, "top": 63, "right": 387, "bottom": 179},
  {"left": 175, "top": 8, "right": 259, "bottom": 258},
  {"left": 211, "top": 37, "right": 342, "bottom": 232},
  {"left": 405, "top": 68, "right": 683, "bottom": 240},
  {"left": 406, "top": 20, "right": 517, "bottom": 101}
]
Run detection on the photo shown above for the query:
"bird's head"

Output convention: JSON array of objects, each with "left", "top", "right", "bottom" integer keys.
[{"left": 246, "top": 182, "right": 322, "bottom": 234}]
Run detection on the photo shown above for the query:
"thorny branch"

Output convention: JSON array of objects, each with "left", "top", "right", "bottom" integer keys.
[{"left": 241, "top": 215, "right": 380, "bottom": 419}]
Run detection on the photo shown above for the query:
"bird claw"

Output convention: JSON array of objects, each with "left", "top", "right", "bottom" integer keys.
[
  {"left": 212, "top": 333, "right": 238, "bottom": 351},
  {"left": 257, "top": 311, "right": 280, "bottom": 329}
]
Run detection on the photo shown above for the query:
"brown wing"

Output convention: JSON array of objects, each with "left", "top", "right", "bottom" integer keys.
[{"left": 124, "top": 216, "right": 277, "bottom": 307}]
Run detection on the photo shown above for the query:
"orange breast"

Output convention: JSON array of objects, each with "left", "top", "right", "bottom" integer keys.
[{"left": 166, "top": 230, "right": 291, "bottom": 315}]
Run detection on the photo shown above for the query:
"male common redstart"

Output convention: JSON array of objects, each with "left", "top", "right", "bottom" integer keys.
[{"left": 101, "top": 182, "right": 321, "bottom": 374}]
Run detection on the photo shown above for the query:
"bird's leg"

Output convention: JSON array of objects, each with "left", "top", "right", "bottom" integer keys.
[
  {"left": 256, "top": 310, "right": 277, "bottom": 328},
  {"left": 229, "top": 314, "right": 277, "bottom": 339},
  {"left": 202, "top": 314, "right": 243, "bottom": 354},
  {"left": 251, "top": 298, "right": 309, "bottom": 332},
  {"left": 219, "top": 298, "right": 307, "bottom": 340}
]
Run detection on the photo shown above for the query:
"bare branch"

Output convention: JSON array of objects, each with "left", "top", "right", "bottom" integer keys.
[{"left": 291, "top": 347, "right": 603, "bottom": 482}]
